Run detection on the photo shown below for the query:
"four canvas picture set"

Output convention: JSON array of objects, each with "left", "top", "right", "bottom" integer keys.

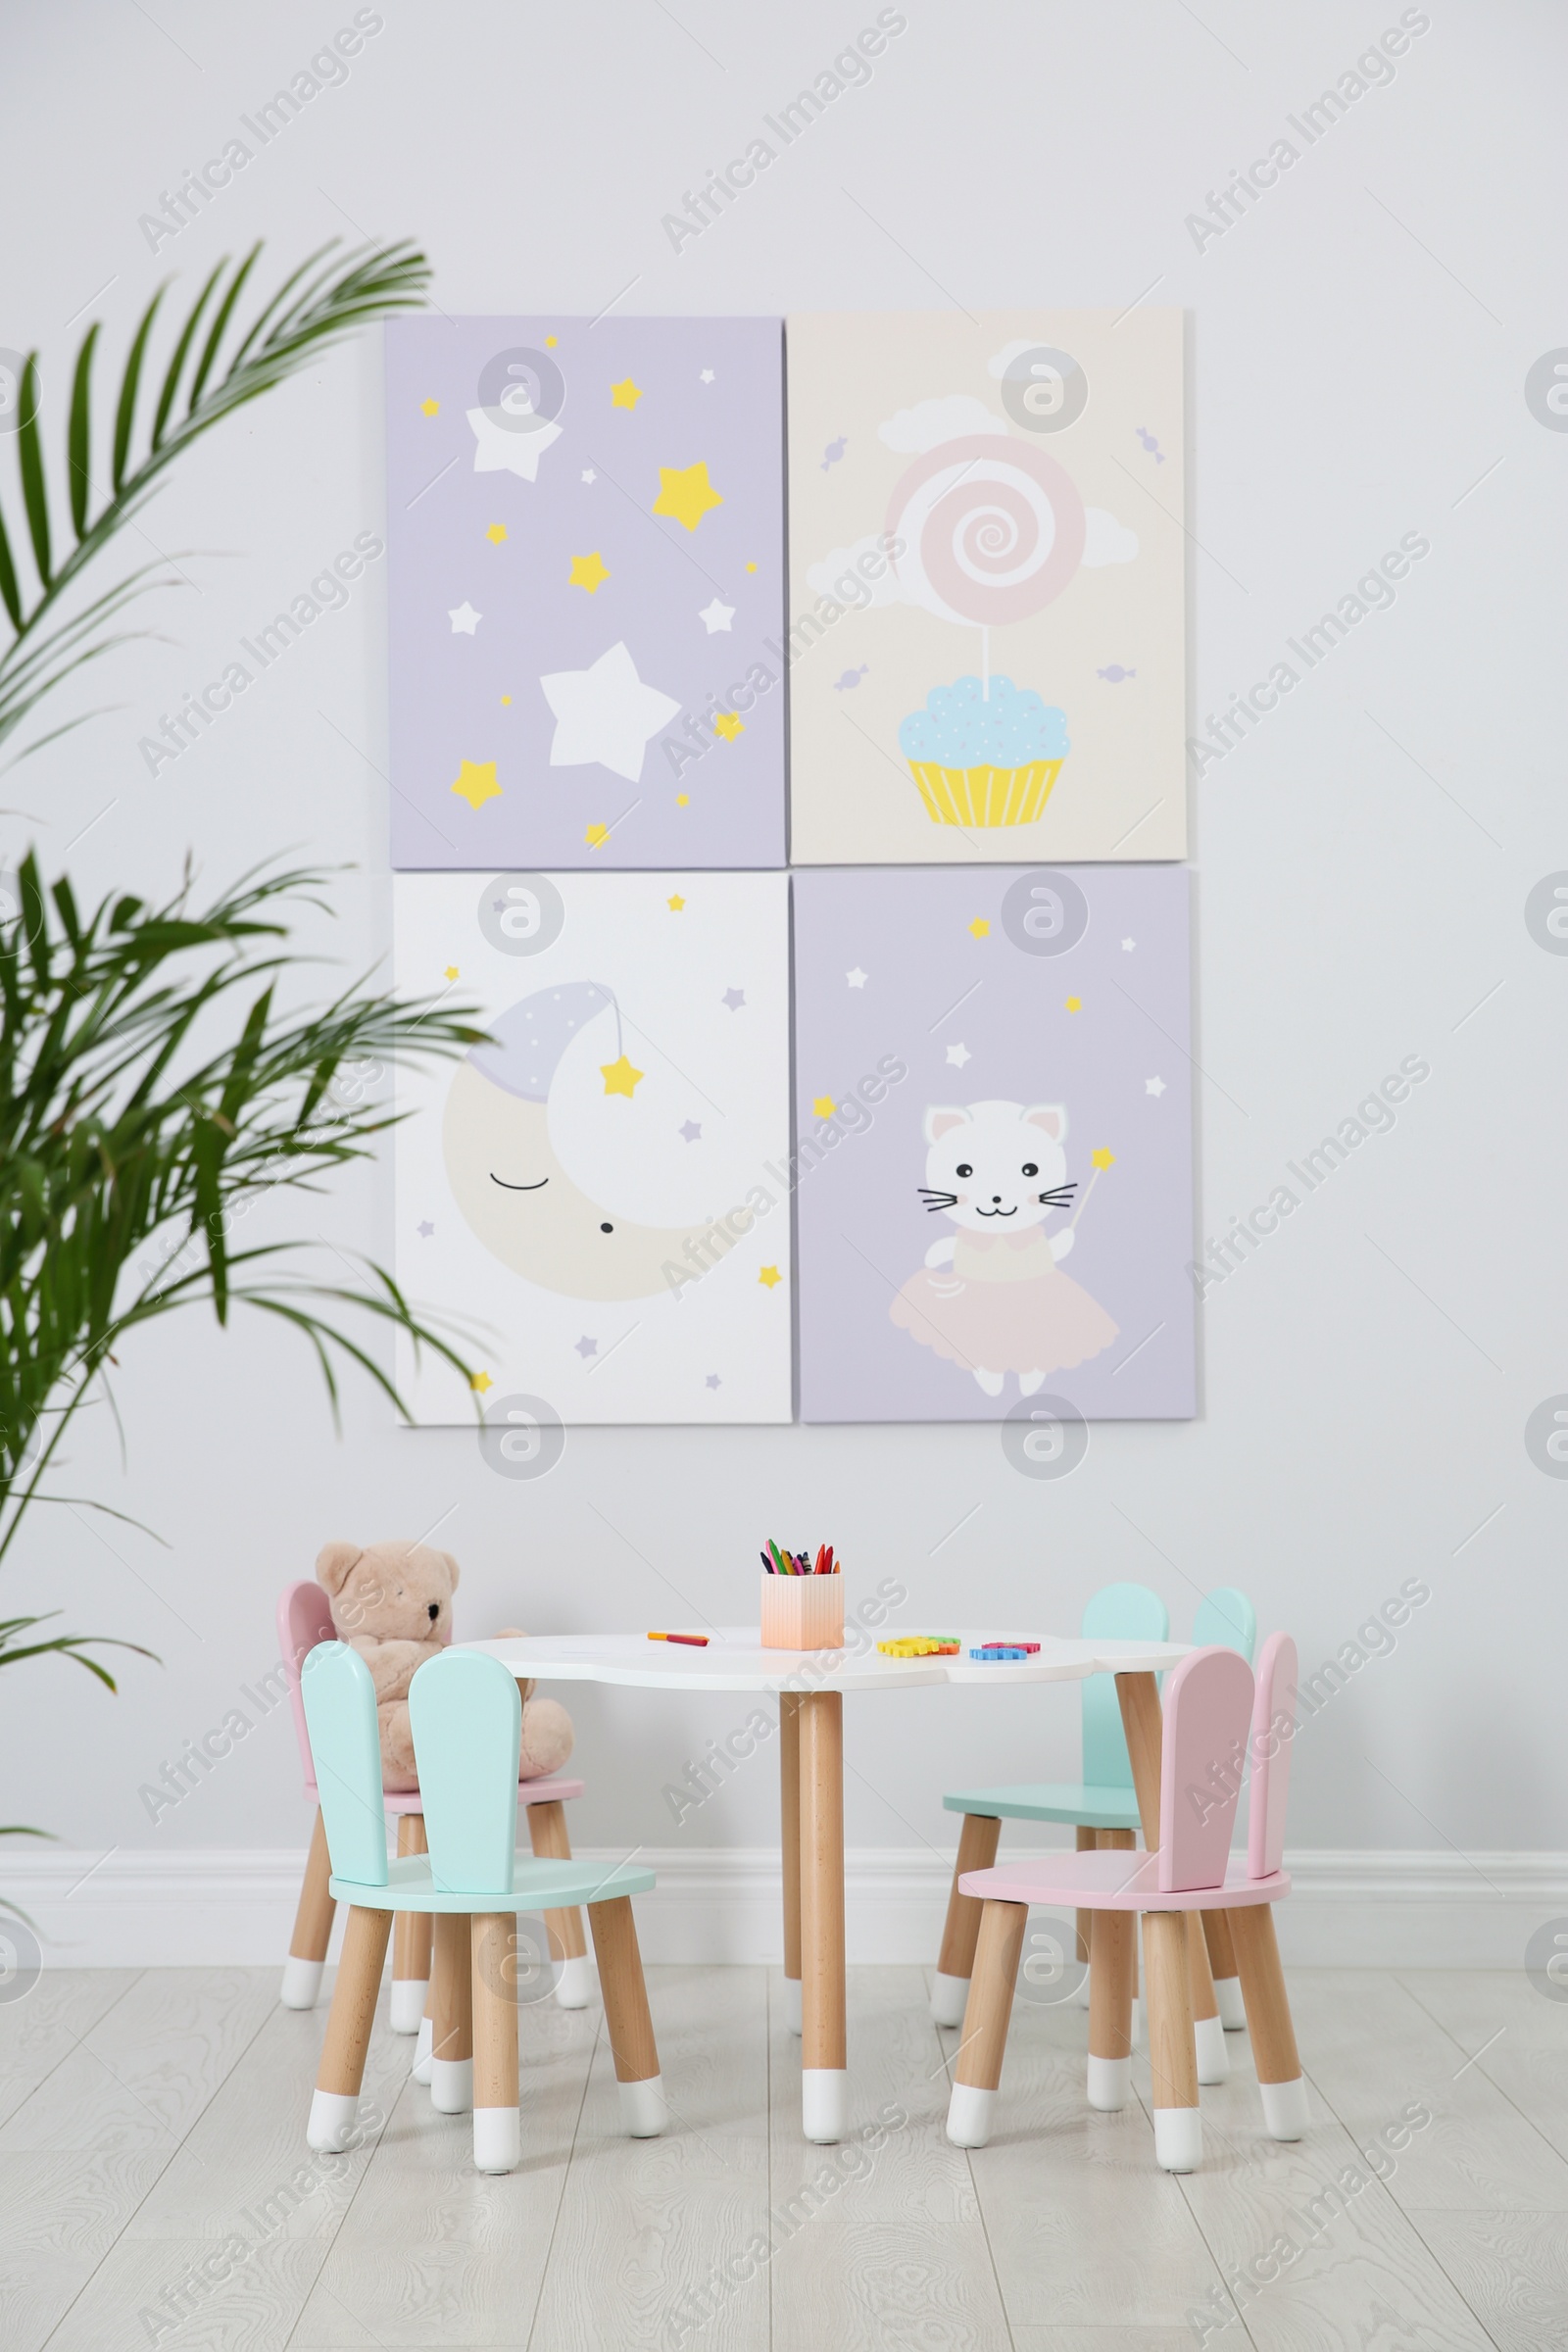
[{"left": 387, "top": 311, "right": 1195, "bottom": 1426}]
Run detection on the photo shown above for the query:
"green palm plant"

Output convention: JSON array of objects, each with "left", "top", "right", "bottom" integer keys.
[{"left": 0, "top": 240, "right": 486, "bottom": 1900}]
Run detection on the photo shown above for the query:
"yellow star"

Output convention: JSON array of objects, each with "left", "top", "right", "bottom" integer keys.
[
  {"left": 758, "top": 1265, "right": 782, "bottom": 1290},
  {"left": 501, "top": 694, "right": 513, "bottom": 706},
  {"left": 470, "top": 1371, "right": 493, "bottom": 1394},
  {"left": 969, "top": 918, "right": 990, "bottom": 939},
  {"left": 675, "top": 792, "right": 690, "bottom": 807},
  {"left": 611, "top": 377, "right": 642, "bottom": 410},
  {"left": 600, "top": 1054, "right": 645, "bottom": 1098},
  {"left": 443, "top": 965, "right": 460, "bottom": 981},
  {"left": 584, "top": 823, "right": 610, "bottom": 849},
  {"left": 712, "top": 710, "right": 744, "bottom": 742},
  {"left": 667, "top": 894, "right": 686, "bottom": 911},
  {"left": 1091, "top": 1148, "right": 1116, "bottom": 1171},
  {"left": 545, "top": 334, "right": 559, "bottom": 348},
  {"left": 1065, "top": 995, "right": 1082, "bottom": 1012},
  {"left": 745, "top": 561, "right": 758, "bottom": 573},
  {"left": 569, "top": 550, "right": 610, "bottom": 594},
  {"left": 420, "top": 397, "right": 439, "bottom": 417},
  {"left": 653, "top": 460, "right": 723, "bottom": 533},
  {"left": 485, "top": 522, "right": 508, "bottom": 545},
  {"left": 812, "top": 1096, "right": 836, "bottom": 1118},
  {"left": 451, "top": 759, "right": 501, "bottom": 810}
]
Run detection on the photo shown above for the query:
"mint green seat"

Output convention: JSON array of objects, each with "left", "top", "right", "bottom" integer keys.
[{"left": 302, "top": 1642, "right": 663, "bottom": 2173}]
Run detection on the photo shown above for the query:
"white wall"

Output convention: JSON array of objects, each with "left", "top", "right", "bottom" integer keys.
[{"left": 2, "top": 3, "right": 1564, "bottom": 1945}]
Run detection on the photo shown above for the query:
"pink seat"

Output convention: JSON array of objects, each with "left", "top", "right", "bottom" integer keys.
[
  {"left": 276, "top": 1580, "right": 590, "bottom": 2026},
  {"left": 947, "top": 1635, "right": 1308, "bottom": 2172}
]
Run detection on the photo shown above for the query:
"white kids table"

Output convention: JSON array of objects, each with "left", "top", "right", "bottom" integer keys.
[{"left": 466, "top": 1625, "right": 1191, "bottom": 2142}]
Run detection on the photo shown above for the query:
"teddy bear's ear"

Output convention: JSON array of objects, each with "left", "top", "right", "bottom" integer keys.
[
  {"left": 316, "top": 1542, "right": 364, "bottom": 1595},
  {"left": 441, "top": 1550, "right": 461, "bottom": 1591}
]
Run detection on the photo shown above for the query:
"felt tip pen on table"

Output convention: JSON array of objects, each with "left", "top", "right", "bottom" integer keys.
[{"left": 647, "top": 1631, "right": 710, "bottom": 1646}]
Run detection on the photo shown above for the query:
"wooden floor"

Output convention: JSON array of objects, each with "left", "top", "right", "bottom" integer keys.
[{"left": 1, "top": 1963, "right": 1563, "bottom": 2349}]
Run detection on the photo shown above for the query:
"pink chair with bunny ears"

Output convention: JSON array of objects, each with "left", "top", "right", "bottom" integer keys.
[
  {"left": 946, "top": 1637, "right": 1307, "bottom": 2173},
  {"left": 276, "top": 1581, "right": 592, "bottom": 2036}
]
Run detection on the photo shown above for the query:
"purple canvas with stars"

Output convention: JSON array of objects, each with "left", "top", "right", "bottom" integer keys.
[
  {"left": 384, "top": 317, "right": 786, "bottom": 870},
  {"left": 793, "top": 864, "right": 1195, "bottom": 1423}
]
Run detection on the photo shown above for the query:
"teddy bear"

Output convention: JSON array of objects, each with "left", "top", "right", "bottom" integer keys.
[{"left": 315, "top": 1541, "right": 574, "bottom": 1793}]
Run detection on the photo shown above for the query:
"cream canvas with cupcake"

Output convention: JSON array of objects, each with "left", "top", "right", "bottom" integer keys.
[{"left": 786, "top": 311, "right": 1186, "bottom": 863}]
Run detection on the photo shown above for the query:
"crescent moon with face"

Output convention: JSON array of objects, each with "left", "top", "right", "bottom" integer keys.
[{"left": 443, "top": 981, "right": 748, "bottom": 1301}]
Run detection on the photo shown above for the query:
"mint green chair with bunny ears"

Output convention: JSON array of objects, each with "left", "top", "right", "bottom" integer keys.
[
  {"left": 932, "top": 1583, "right": 1170, "bottom": 2028},
  {"left": 303, "top": 1642, "right": 662, "bottom": 2175}
]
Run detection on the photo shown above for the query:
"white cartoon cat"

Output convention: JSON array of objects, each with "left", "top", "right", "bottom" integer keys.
[{"left": 890, "top": 1101, "right": 1118, "bottom": 1396}]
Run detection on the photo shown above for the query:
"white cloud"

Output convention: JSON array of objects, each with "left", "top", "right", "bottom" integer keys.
[
  {"left": 806, "top": 535, "right": 908, "bottom": 609},
  {"left": 876, "top": 395, "right": 1007, "bottom": 454},
  {"left": 1081, "top": 508, "right": 1139, "bottom": 566}
]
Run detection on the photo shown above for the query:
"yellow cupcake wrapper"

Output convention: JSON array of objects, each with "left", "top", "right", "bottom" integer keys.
[{"left": 907, "top": 760, "right": 1063, "bottom": 827}]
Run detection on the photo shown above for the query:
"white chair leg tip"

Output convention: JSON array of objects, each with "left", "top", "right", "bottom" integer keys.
[
  {"left": 307, "top": 2088, "right": 360, "bottom": 2152},
  {"left": 389, "top": 1978, "right": 428, "bottom": 2034},
  {"left": 412, "top": 2017, "right": 433, "bottom": 2083},
  {"left": 430, "top": 2056, "right": 473, "bottom": 2114},
  {"left": 555, "top": 1954, "right": 593, "bottom": 2009},
  {"left": 1195, "top": 2012, "right": 1229, "bottom": 2084},
  {"left": 472, "top": 2105, "right": 521, "bottom": 2173},
  {"left": 1086, "top": 2053, "right": 1131, "bottom": 2112},
  {"left": 1260, "top": 2076, "right": 1310, "bottom": 2139},
  {"left": 802, "top": 2068, "right": 850, "bottom": 2143},
  {"left": 946, "top": 2082, "right": 996, "bottom": 2148},
  {"left": 280, "top": 1955, "right": 324, "bottom": 2011},
  {"left": 930, "top": 1972, "right": 968, "bottom": 2029},
  {"left": 1154, "top": 2106, "right": 1202, "bottom": 2171},
  {"left": 619, "top": 2073, "right": 668, "bottom": 2137},
  {"left": 1214, "top": 1974, "right": 1248, "bottom": 2031}
]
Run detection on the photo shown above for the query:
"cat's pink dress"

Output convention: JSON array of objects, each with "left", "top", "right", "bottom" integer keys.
[{"left": 891, "top": 1226, "right": 1118, "bottom": 1375}]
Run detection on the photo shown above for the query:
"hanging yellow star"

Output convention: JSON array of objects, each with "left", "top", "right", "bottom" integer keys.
[
  {"left": 711, "top": 710, "right": 744, "bottom": 742},
  {"left": 1091, "top": 1148, "right": 1116, "bottom": 1170},
  {"left": 667, "top": 894, "right": 686, "bottom": 911},
  {"left": 600, "top": 1054, "right": 645, "bottom": 1098},
  {"left": 451, "top": 760, "right": 501, "bottom": 810},
  {"left": 969, "top": 918, "right": 990, "bottom": 939},
  {"left": 653, "top": 460, "right": 723, "bottom": 532},
  {"left": 584, "top": 823, "right": 610, "bottom": 849},
  {"left": 675, "top": 792, "right": 690, "bottom": 807},
  {"left": 485, "top": 522, "right": 508, "bottom": 545},
  {"left": 470, "top": 1371, "right": 493, "bottom": 1394},
  {"left": 1065, "top": 996, "right": 1082, "bottom": 1012},
  {"left": 569, "top": 551, "right": 610, "bottom": 594},
  {"left": 758, "top": 1265, "right": 782, "bottom": 1290},
  {"left": 812, "top": 1096, "right": 836, "bottom": 1118},
  {"left": 420, "top": 397, "right": 439, "bottom": 417},
  {"left": 545, "top": 334, "right": 559, "bottom": 348},
  {"left": 443, "top": 965, "right": 460, "bottom": 981},
  {"left": 745, "top": 561, "right": 758, "bottom": 573},
  {"left": 611, "top": 377, "right": 642, "bottom": 410}
]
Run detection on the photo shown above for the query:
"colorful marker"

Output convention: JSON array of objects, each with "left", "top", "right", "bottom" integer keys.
[{"left": 648, "top": 1631, "right": 710, "bottom": 1646}]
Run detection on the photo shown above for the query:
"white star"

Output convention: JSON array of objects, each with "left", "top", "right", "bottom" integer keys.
[
  {"left": 466, "top": 405, "right": 563, "bottom": 481},
  {"left": 846, "top": 967, "right": 867, "bottom": 989},
  {"left": 700, "top": 368, "right": 714, "bottom": 383},
  {"left": 699, "top": 598, "right": 735, "bottom": 634},
  {"left": 1121, "top": 937, "right": 1136, "bottom": 952},
  {"left": 1146, "top": 1076, "right": 1166, "bottom": 1096},
  {"left": 581, "top": 467, "right": 596, "bottom": 483},
  {"left": 539, "top": 641, "right": 681, "bottom": 785},
  {"left": 448, "top": 601, "right": 482, "bottom": 634},
  {"left": 946, "top": 1043, "right": 971, "bottom": 1068}
]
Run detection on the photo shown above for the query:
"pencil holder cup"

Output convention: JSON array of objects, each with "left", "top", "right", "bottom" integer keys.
[{"left": 760, "top": 1574, "right": 844, "bottom": 1650}]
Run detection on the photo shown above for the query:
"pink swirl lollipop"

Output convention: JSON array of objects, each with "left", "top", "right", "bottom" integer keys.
[{"left": 885, "top": 435, "right": 1086, "bottom": 627}]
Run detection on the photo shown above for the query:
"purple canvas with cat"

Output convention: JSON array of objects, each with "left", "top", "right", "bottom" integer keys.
[{"left": 794, "top": 865, "right": 1196, "bottom": 1422}]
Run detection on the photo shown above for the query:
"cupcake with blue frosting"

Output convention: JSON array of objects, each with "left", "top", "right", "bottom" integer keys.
[{"left": 898, "top": 676, "right": 1069, "bottom": 827}]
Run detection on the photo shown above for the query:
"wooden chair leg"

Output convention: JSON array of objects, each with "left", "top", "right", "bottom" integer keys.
[
  {"left": 1186, "top": 1912, "right": 1227, "bottom": 2082},
  {"left": 412, "top": 1973, "right": 435, "bottom": 2083},
  {"left": 526, "top": 1797, "right": 591, "bottom": 2007},
  {"left": 307, "top": 1903, "right": 389, "bottom": 2149},
  {"left": 947, "top": 1897, "right": 1027, "bottom": 2146},
  {"left": 391, "top": 1815, "right": 431, "bottom": 2034},
  {"left": 933, "top": 1811, "right": 1002, "bottom": 2026},
  {"left": 1087, "top": 1903, "right": 1134, "bottom": 2110},
  {"left": 780, "top": 1692, "right": 803, "bottom": 2034},
  {"left": 799, "top": 1690, "right": 847, "bottom": 2143},
  {"left": 1230, "top": 1903, "right": 1309, "bottom": 2139},
  {"left": 588, "top": 1894, "right": 666, "bottom": 2136},
  {"left": 1144, "top": 1909, "right": 1200, "bottom": 2171},
  {"left": 430, "top": 1912, "right": 473, "bottom": 2113},
  {"left": 281, "top": 1807, "right": 335, "bottom": 2009},
  {"left": 470, "top": 1912, "right": 521, "bottom": 2172},
  {"left": 1202, "top": 1908, "right": 1246, "bottom": 2029}
]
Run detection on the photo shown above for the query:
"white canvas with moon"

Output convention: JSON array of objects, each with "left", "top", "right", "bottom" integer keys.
[
  {"left": 787, "top": 310, "right": 1187, "bottom": 864},
  {"left": 393, "top": 871, "right": 792, "bottom": 1425}
]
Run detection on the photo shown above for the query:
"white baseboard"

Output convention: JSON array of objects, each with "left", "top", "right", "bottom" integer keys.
[{"left": 6, "top": 1846, "right": 1564, "bottom": 1971}]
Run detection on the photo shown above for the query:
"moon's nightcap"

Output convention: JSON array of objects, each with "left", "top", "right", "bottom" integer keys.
[{"left": 467, "top": 981, "right": 616, "bottom": 1102}]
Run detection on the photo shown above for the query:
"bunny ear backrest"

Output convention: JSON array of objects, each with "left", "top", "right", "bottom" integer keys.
[
  {"left": 1248, "top": 1633, "right": 1298, "bottom": 1881},
  {"left": 410, "top": 1649, "right": 521, "bottom": 1898},
  {"left": 301, "top": 1642, "right": 389, "bottom": 1890},
  {"left": 1079, "top": 1583, "right": 1170, "bottom": 1788},
  {"left": 1157, "top": 1646, "right": 1255, "bottom": 1894},
  {"left": 278, "top": 1580, "right": 338, "bottom": 1789}
]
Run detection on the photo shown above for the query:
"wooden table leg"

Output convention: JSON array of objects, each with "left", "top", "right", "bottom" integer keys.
[
  {"left": 798, "top": 1690, "right": 847, "bottom": 2142},
  {"left": 281, "top": 1807, "right": 335, "bottom": 2009},
  {"left": 391, "top": 1815, "right": 431, "bottom": 2034},
  {"left": 526, "top": 1797, "right": 591, "bottom": 2008},
  {"left": 780, "top": 1692, "right": 803, "bottom": 2035},
  {"left": 933, "top": 1811, "right": 1002, "bottom": 2026}
]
